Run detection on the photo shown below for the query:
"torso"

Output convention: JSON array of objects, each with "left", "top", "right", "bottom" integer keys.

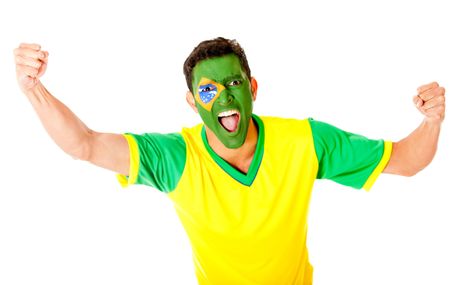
[{"left": 167, "top": 116, "right": 318, "bottom": 285}]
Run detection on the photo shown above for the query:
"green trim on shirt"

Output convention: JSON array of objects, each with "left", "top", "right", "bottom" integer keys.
[
  {"left": 201, "top": 114, "right": 265, "bottom": 186},
  {"left": 309, "top": 118, "right": 386, "bottom": 189}
]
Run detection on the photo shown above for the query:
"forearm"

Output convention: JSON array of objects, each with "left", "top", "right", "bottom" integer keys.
[
  {"left": 386, "top": 119, "right": 441, "bottom": 176},
  {"left": 14, "top": 43, "right": 130, "bottom": 174},
  {"left": 383, "top": 82, "right": 445, "bottom": 176},
  {"left": 24, "top": 82, "right": 92, "bottom": 160}
]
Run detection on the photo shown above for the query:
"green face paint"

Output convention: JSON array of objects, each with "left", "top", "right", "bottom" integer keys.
[{"left": 192, "top": 54, "right": 253, "bottom": 149}]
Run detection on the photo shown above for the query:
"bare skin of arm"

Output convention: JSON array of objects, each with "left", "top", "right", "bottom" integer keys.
[
  {"left": 14, "top": 43, "right": 129, "bottom": 175},
  {"left": 15, "top": 43, "right": 445, "bottom": 178},
  {"left": 383, "top": 82, "right": 446, "bottom": 176}
]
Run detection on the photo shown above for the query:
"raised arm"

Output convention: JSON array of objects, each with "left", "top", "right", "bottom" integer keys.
[
  {"left": 383, "top": 82, "right": 445, "bottom": 176},
  {"left": 14, "top": 43, "right": 130, "bottom": 175}
]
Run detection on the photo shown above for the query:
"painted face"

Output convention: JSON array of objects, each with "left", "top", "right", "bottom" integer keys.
[{"left": 192, "top": 54, "right": 254, "bottom": 149}]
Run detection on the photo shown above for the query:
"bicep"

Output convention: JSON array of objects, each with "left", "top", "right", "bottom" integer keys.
[{"left": 87, "top": 131, "right": 130, "bottom": 175}]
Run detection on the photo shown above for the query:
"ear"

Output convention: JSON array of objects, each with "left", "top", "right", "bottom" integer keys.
[
  {"left": 250, "top": 77, "right": 258, "bottom": 101},
  {"left": 186, "top": 91, "right": 199, "bottom": 113}
]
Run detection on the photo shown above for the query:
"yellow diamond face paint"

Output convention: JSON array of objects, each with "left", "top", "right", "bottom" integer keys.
[{"left": 195, "top": 77, "right": 225, "bottom": 111}]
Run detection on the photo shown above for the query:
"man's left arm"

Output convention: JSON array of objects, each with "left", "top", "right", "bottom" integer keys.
[{"left": 383, "top": 82, "right": 446, "bottom": 176}]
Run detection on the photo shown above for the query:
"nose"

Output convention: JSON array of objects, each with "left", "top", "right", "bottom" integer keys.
[{"left": 216, "top": 90, "right": 234, "bottom": 106}]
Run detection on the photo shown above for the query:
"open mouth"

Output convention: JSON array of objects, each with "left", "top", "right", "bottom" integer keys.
[{"left": 218, "top": 109, "right": 240, "bottom": 133}]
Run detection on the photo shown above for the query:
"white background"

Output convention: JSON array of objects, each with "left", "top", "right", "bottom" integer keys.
[{"left": 1, "top": 0, "right": 449, "bottom": 284}]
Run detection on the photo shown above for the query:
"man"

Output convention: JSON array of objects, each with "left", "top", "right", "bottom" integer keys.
[{"left": 14, "top": 37, "right": 445, "bottom": 285}]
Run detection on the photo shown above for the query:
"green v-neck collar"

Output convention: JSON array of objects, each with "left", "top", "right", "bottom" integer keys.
[{"left": 201, "top": 114, "right": 265, "bottom": 187}]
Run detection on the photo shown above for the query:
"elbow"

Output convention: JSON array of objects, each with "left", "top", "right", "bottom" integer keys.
[
  {"left": 63, "top": 133, "right": 93, "bottom": 161},
  {"left": 399, "top": 165, "right": 427, "bottom": 177},
  {"left": 400, "top": 169, "right": 420, "bottom": 177},
  {"left": 65, "top": 143, "right": 91, "bottom": 161},
  {"left": 388, "top": 141, "right": 433, "bottom": 177}
]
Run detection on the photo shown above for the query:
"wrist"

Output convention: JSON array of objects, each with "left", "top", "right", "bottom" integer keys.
[
  {"left": 422, "top": 117, "right": 443, "bottom": 129},
  {"left": 24, "top": 80, "right": 44, "bottom": 97},
  {"left": 23, "top": 81, "right": 51, "bottom": 106}
]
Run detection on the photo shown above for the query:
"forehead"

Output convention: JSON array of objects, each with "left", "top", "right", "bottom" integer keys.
[{"left": 192, "top": 54, "right": 245, "bottom": 85}]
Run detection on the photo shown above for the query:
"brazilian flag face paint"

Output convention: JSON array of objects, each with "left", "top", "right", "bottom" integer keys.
[
  {"left": 192, "top": 54, "right": 254, "bottom": 149},
  {"left": 195, "top": 78, "right": 225, "bottom": 111}
]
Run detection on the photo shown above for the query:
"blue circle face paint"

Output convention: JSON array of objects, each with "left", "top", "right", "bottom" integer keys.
[{"left": 198, "top": 83, "right": 218, "bottom": 104}]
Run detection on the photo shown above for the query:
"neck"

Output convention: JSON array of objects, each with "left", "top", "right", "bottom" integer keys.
[{"left": 205, "top": 118, "right": 258, "bottom": 174}]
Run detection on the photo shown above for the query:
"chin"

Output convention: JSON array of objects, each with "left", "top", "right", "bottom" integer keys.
[
  {"left": 220, "top": 133, "right": 247, "bottom": 149},
  {"left": 223, "top": 141, "right": 244, "bottom": 149}
]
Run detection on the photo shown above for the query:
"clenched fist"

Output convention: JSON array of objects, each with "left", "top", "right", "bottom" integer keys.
[
  {"left": 14, "top": 43, "right": 49, "bottom": 93},
  {"left": 414, "top": 82, "right": 446, "bottom": 124}
]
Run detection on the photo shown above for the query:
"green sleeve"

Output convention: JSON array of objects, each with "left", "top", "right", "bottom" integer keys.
[
  {"left": 119, "top": 132, "right": 186, "bottom": 193},
  {"left": 309, "top": 118, "right": 389, "bottom": 189}
]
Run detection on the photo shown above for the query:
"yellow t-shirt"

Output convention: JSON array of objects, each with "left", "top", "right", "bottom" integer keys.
[{"left": 118, "top": 115, "right": 392, "bottom": 285}]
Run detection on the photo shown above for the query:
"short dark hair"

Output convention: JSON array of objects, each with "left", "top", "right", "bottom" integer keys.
[{"left": 183, "top": 37, "right": 252, "bottom": 93}]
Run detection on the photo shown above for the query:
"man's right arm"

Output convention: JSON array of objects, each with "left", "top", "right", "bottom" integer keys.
[{"left": 14, "top": 43, "right": 129, "bottom": 175}]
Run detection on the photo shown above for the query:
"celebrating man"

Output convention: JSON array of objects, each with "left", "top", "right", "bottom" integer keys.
[{"left": 14, "top": 37, "right": 445, "bottom": 284}]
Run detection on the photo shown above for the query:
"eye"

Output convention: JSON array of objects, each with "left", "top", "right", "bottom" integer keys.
[
  {"left": 229, "top": 80, "right": 241, "bottom": 86},
  {"left": 198, "top": 84, "right": 217, "bottom": 94}
]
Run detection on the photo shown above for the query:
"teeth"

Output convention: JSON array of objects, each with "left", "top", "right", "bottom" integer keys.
[{"left": 218, "top": 109, "right": 239, "bottom": 117}]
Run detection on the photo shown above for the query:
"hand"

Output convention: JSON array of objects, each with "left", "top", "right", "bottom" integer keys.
[
  {"left": 14, "top": 43, "right": 49, "bottom": 93},
  {"left": 413, "top": 82, "right": 446, "bottom": 124}
]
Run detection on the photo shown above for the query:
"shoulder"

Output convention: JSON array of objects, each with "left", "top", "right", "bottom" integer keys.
[
  {"left": 257, "top": 115, "right": 312, "bottom": 138},
  {"left": 180, "top": 122, "right": 204, "bottom": 137},
  {"left": 258, "top": 115, "right": 309, "bottom": 125},
  {"left": 180, "top": 123, "right": 205, "bottom": 148},
  {"left": 128, "top": 132, "right": 186, "bottom": 152}
]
